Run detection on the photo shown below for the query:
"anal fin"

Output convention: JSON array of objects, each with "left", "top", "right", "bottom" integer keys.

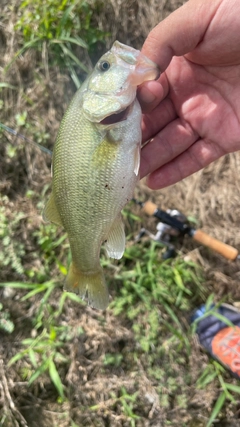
[
  {"left": 105, "top": 215, "right": 125, "bottom": 259},
  {"left": 43, "top": 193, "right": 63, "bottom": 226},
  {"left": 134, "top": 145, "right": 140, "bottom": 176}
]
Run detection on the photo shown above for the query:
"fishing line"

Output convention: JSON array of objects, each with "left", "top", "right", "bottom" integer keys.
[{"left": 0, "top": 122, "right": 52, "bottom": 156}]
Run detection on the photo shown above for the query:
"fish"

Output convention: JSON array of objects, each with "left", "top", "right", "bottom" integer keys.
[{"left": 43, "top": 41, "right": 159, "bottom": 310}]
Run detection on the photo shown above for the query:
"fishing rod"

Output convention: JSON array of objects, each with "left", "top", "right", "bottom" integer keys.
[
  {"left": 0, "top": 122, "right": 52, "bottom": 156},
  {"left": 133, "top": 199, "right": 240, "bottom": 261}
]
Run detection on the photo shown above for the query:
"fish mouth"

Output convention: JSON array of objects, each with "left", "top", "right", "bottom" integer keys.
[{"left": 100, "top": 104, "right": 132, "bottom": 125}]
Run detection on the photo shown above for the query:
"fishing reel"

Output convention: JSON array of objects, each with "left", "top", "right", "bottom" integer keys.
[
  {"left": 135, "top": 208, "right": 188, "bottom": 259},
  {"left": 133, "top": 199, "right": 240, "bottom": 262}
]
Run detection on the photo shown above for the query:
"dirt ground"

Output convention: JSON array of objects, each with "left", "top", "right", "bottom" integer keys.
[{"left": 1, "top": 1, "right": 240, "bottom": 426}]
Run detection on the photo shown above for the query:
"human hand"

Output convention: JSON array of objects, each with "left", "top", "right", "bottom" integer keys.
[{"left": 138, "top": 0, "right": 240, "bottom": 189}]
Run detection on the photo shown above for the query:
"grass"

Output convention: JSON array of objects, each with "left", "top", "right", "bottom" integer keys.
[
  {"left": 1, "top": 166, "right": 239, "bottom": 425},
  {"left": 1, "top": 226, "right": 239, "bottom": 425},
  {"left": 110, "top": 240, "right": 203, "bottom": 354},
  {"left": 8, "top": 0, "right": 109, "bottom": 87}
]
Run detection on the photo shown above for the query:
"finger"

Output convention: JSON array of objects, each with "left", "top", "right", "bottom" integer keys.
[
  {"left": 141, "top": 0, "right": 222, "bottom": 70},
  {"left": 146, "top": 137, "right": 227, "bottom": 189},
  {"left": 140, "top": 118, "right": 199, "bottom": 179},
  {"left": 141, "top": 97, "right": 177, "bottom": 143},
  {"left": 138, "top": 73, "right": 169, "bottom": 113}
]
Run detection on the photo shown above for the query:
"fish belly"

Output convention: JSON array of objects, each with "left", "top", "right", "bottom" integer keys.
[{"left": 53, "top": 99, "right": 141, "bottom": 272}]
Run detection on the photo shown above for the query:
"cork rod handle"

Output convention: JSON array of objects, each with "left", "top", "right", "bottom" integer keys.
[
  {"left": 193, "top": 230, "right": 238, "bottom": 261},
  {"left": 142, "top": 201, "right": 158, "bottom": 216}
]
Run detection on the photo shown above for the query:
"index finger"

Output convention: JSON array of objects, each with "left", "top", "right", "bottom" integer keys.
[{"left": 141, "top": 0, "right": 222, "bottom": 70}]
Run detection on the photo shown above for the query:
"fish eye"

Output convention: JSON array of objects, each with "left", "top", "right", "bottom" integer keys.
[{"left": 98, "top": 60, "right": 111, "bottom": 72}]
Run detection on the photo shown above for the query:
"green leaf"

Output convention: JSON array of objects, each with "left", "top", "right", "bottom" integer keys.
[
  {"left": 0, "top": 282, "right": 37, "bottom": 289},
  {"left": 20, "top": 284, "right": 47, "bottom": 300},
  {"left": 8, "top": 351, "right": 26, "bottom": 365},
  {"left": 53, "top": 233, "right": 68, "bottom": 248},
  {"left": 0, "top": 82, "right": 17, "bottom": 89},
  {"left": 197, "top": 370, "right": 217, "bottom": 388},
  {"left": 205, "top": 294, "right": 215, "bottom": 310},
  {"left": 206, "top": 391, "right": 226, "bottom": 427},
  {"left": 4, "top": 38, "right": 41, "bottom": 71},
  {"left": 54, "top": 36, "right": 88, "bottom": 49},
  {"left": 28, "top": 359, "right": 49, "bottom": 384},
  {"left": 21, "top": 281, "right": 55, "bottom": 300},
  {"left": 49, "top": 326, "right": 57, "bottom": 341},
  {"left": 173, "top": 268, "right": 192, "bottom": 295},
  {"left": 28, "top": 348, "right": 37, "bottom": 368},
  {"left": 56, "top": 260, "right": 68, "bottom": 275},
  {"left": 49, "top": 359, "right": 64, "bottom": 398},
  {"left": 58, "top": 3, "right": 76, "bottom": 33},
  {"left": 64, "top": 292, "right": 85, "bottom": 304},
  {"left": 15, "top": 111, "right": 27, "bottom": 126},
  {"left": 59, "top": 44, "right": 88, "bottom": 73},
  {"left": 164, "top": 304, "right": 182, "bottom": 328},
  {"left": 210, "top": 312, "right": 234, "bottom": 327},
  {"left": 193, "top": 309, "right": 234, "bottom": 328},
  {"left": 225, "top": 383, "right": 240, "bottom": 394}
]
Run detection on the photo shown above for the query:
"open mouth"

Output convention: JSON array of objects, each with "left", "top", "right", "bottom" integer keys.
[{"left": 100, "top": 104, "right": 132, "bottom": 125}]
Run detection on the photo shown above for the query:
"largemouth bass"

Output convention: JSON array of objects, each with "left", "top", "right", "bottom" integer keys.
[{"left": 44, "top": 41, "right": 159, "bottom": 310}]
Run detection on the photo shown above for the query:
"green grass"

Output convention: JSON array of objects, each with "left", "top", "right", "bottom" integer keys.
[
  {"left": 0, "top": 196, "right": 26, "bottom": 275},
  {"left": 0, "top": 228, "right": 218, "bottom": 425},
  {"left": 110, "top": 240, "right": 203, "bottom": 352},
  {"left": 1, "top": 191, "right": 240, "bottom": 425},
  {"left": 0, "top": 279, "right": 84, "bottom": 399},
  {"left": 9, "top": 0, "right": 109, "bottom": 87}
]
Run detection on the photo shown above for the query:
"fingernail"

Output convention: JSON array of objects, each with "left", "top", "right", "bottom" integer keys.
[{"left": 139, "top": 86, "right": 156, "bottom": 104}]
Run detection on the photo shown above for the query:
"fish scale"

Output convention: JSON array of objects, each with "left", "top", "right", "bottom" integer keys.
[{"left": 43, "top": 41, "right": 159, "bottom": 309}]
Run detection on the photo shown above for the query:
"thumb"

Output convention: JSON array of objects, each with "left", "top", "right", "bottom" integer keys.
[{"left": 141, "top": 0, "right": 222, "bottom": 71}]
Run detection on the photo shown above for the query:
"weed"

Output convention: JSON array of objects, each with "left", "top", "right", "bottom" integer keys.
[
  {"left": 0, "top": 196, "right": 26, "bottom": 275},
  {"left": 91, "top": 387, "right": 140, "bottom": 426},
  {"left": 15, "top": 111, "right": 27, "bottom": 127},
  {"left": 10, "top": 326, "right": 67, "bottom": 399},
  {"left": 118, "top": 387, "right": 140, "bottom": 426},
  {"left": 110, "top": 241, "right": 203, "bottom": 355},
  {"left": 31, "top": 222, "right": 68, "bottom": 280},
  {"left": 104, "top": 352, "right": 123, "bottom": 367},
  {"left": 13, "top": 0, "right": 109, "bottom": 86},
  {"left": 0, "top": 83, "right": 17, "bottom": 90},
  {"left": 0, "top": 303, "right": 15, "bottom": 334},
  {"left": 1, "top": 279, "right": 84, "bottom": 398},
  {"left": 196, "top": 360, "right": 240, "bottom": 426}
]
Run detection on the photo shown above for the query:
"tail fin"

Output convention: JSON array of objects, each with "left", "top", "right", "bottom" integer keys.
[{"left": 64, "top": 263, "right": 109, "bottom": 310}]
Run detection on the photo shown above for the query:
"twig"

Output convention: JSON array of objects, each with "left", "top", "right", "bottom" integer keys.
[{"left": 0, "top": 359, "right": 28, "bottom": 427}]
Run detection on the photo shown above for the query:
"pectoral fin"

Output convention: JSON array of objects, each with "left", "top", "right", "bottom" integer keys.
[
  {"left": 43, "top": 193, "right": 63, "bottom": 226},
  {"left": 134, "top": 145, "right": 140, "bottom": 176},
  {"left": 105, "top": 215, "right": 125, "bottom": 259}
]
